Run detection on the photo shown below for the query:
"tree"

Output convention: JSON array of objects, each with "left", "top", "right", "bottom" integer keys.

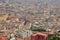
[
  {"left": 30, "top": 28, "right": 46, "bottom": 32},
  {"left": 48, "top": 35, "right": 60, "bottom": 40}
]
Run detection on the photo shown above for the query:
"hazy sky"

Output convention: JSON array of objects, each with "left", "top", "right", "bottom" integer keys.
[{"left": 0, "top": 0, "right": 60, "bottom": 6}]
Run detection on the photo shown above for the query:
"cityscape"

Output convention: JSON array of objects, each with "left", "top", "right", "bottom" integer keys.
[{"left": 0, "top": 0, "right": 60, "bottom": 40}]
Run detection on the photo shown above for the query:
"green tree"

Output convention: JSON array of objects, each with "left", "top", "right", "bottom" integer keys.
[
  {"left": 48, "top": 36, "right": 60, "bottom": 40},
  {"left": 30, "top": 28, "right": 46, "bottom": 32}
]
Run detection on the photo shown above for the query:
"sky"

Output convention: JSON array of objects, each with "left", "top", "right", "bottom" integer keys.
[{"left": 0, "top": 0, "right": 60, "bottom": 7}]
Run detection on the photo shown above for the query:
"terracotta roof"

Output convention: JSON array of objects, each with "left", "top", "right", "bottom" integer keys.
[{"left": 32, "top": 32, "right": 48, "bottom": 37}]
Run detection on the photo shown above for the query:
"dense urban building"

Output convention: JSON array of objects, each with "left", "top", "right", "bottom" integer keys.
[{"left": 0, "top": 0, "right": 60, "bottom": 40}]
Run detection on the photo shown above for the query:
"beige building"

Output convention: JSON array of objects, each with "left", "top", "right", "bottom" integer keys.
[{"left": 0, "top": 13, "right": 8, "bottom": 22}]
